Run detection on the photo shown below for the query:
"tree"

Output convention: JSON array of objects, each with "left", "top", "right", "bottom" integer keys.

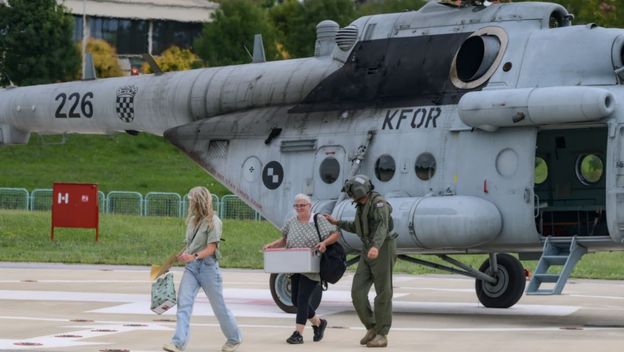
[
  {"left": 194, "top": 0, "right": 280, "bottom": 67},
  {"left": 84, "top": 38, "right": 123, "bottom": 78},
  {"left": 0, "top": 0, "right": 80, "bottom": 86},
  {"left": 142, "top": 46, "right": 203, "bottom": 73},
  {"left": 270, "top": 0, "right": 357, "bottom": 58},
  {"left": 514, "top": 0, "right": 624, "bottom": 28},
  {"left": 357, "top": 0, "right": 427, "bottom": 16}
]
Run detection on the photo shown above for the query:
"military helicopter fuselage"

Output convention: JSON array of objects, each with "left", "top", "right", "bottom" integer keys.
[{"left": 2, "top": 1, "right": 624, "bottom": 310}]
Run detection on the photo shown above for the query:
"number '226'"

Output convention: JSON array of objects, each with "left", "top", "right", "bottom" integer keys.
[{"left": 55, "top": 92, "right": 94, "bottom": 118}]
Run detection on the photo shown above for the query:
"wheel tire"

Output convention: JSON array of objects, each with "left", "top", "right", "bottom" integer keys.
[
  {"left": 475, "top": 253, "right": 525, "bottom": 308},
  {"left": 269, "top": 273, "right": 322, "bottom": 314}
]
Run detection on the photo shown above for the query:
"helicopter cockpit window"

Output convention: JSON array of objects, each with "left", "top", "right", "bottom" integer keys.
[
  {"left": 319, "top": 157, "right": 340, "bottom": 184},
  {"left": 375, "top": 154, "right": 395, "bottom": 182},
  {"left": 576, "top": 154, "right": 604, "bottom": 185},
  {"left": 415, "top": 152, "right": 436, "bottom": 180},
  {"left": 534, "top": 156, "right": 548, "bottom": 185}
]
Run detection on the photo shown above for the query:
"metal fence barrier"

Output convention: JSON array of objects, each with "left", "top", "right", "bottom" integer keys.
[
  {"left": 0, "top": 188, "right": 29, "bottom": 210},
  {"left": 220, "top": 194, "right": 258, "bottom": 220},
  {"left": 0, "top": 187, "right": 261, "bottom": 220},
  {"left": 30, "top": 188, "right": 53, "bottom": 211},
  {"left": 145, "top": 192, "right": 182, "bottom": 217},
  {"left": 107, "top": 191, "right": 143, "bottom": 216}
]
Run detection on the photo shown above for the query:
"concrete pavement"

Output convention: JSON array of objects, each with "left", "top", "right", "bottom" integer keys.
[{"left": 0, "top": 263, "right": 623, "bottom": 351}]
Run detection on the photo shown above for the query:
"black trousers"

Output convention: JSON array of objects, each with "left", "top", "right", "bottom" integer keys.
[{"left": 291, "top": 274, "right": 322, "bottom": 325}]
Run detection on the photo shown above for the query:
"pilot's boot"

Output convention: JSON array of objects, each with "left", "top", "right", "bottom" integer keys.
[
  {"left": 366, "top": 334, "right": 388, "bottom": 348},
  {"left": 360, "top": 329, "right": 376, "bottom": 345}
]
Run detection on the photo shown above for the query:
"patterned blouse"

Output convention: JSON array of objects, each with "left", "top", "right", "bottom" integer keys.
[{"left": 281, "top": 213, "right": 337, "bottom": 281}]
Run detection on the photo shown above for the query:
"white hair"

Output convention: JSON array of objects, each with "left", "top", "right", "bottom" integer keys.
[{"left": 294, "top": 193, "right": 312, "bottom": 204}]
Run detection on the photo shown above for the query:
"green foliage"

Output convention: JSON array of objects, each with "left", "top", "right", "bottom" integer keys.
[
  {"left": 514, "top": 0, "right": 624, "bottom": 27},
  {"left": 142, "top": 46, "right": 203, "bottom": 73},
  {"left": 0, "top": 0, "right": 80, "bottom": 86},
  {"left": 0, "top": 133, "right": 229, "bottom": 196},
  {"left": 559, "top": 0, "right": 623, "bottom": 27},
  {"left": 270, "top": 0, "right": 357, "bottom": 58},
  {"left": 194, "top": 0, "right": 280, "bottom": 66},
  {"left": 85, "top": 38, "right": 123, "bottom": 78},
  {"left": 357, "top": 0, "right": 426, "bottom": 16}
]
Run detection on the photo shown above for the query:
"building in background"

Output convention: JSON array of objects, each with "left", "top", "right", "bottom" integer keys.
[{"left": 62, "top": 0, "right": 217, "bottom": 71}]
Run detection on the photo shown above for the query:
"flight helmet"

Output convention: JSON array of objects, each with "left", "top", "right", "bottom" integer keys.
[{"left": 342, "top": 174, "right": 374, "bottom": 200}]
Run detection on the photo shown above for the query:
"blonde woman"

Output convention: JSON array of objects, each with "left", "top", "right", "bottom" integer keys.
[{"left": 163, "top": 187, "right": 242, "bottom": 352}]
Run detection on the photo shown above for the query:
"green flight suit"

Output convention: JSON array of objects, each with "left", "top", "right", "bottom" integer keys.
[{"left": 336, "top": 192, "right": 396, "bottom": 336}]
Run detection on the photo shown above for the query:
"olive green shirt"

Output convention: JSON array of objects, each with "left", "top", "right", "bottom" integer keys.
[
  {"left": 185, "top": 214, "right": 222, "bottom": 260},
  {"left": 336, "top": 192, "right": 391, "bottom": 251}
]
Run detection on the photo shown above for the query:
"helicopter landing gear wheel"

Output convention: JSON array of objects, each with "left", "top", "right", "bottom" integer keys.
[
  {"left": 269, "top": 273, "right": 322, "bottom": 313},
  {"left": 475, "top": 253, "right": 525, "bottom": 308}
]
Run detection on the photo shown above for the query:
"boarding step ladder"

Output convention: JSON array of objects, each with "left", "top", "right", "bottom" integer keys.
[{"left": 526, "top": 236, "right": 587, "bottom": 295}]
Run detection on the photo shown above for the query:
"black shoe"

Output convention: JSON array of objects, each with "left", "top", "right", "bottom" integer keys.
[
  {"left": 312, "top": 319, "right": 327, "bottom": 342},
  {"left": 286, "top": 331, "right": 303, "bottom": 344}
]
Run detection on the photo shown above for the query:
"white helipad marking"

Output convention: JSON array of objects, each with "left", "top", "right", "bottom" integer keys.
[
  {"left": 397, "top": 287, "right": 474, "bottom": 293},
  {"left": 0, "top": 322, "right": 170, "bottom": 350},
  {"left": 0, "top": 280, "right": 148, "bottom": 283},
  {"left": 570, "top": 294, "right": 624, "bottom": 300},
  {"left": 0, "top": 287, "right": 579, "bottom": 318},
  {"left": 392, "top": 301, "right": 579, "bottom": 316}
]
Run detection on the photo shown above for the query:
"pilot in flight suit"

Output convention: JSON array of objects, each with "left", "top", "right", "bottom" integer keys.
[{"left": 325, "top": 174, "right": 396, "bottom": 348}]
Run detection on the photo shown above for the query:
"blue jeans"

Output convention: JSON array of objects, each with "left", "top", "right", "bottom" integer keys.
[{"left": 171, "top": 256, "right": 241, "bottom": 349}]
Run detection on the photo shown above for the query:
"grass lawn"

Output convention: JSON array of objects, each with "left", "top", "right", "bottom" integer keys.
[
  {"left": 0, "top": 133, "right": 229, "bottom": 196},
  {"left": 0, "top": 210, "right": 276, "bottom": 269},
  {"left": 1, "top": 210, "right": 624, "bottom": 279}
]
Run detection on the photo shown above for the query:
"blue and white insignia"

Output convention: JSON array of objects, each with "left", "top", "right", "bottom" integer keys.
[
  {"left": 375, "top": 202, "right": 385, "bottom": 208},
  {"left": 115, "top": 85, "right": 138, "bottom": 122}
]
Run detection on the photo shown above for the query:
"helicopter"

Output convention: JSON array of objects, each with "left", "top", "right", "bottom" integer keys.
[{"left": 1, "top": 0, "right": 624, "bottom": 312}]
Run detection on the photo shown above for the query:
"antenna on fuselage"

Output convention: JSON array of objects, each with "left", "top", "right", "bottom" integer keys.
[
  {"left": 82, "top": 53, "right": 97, "bottom": 80},
  {"left": 252, "top": 34, "right": 266, "bottom": 63},
  {"left": 142, "top": 53, "right": 163, "bottom": 75}
]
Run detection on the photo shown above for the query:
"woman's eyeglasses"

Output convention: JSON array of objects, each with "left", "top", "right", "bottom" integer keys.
[{"left": 293, "top": 204, "right": 309, "bottom": 208}]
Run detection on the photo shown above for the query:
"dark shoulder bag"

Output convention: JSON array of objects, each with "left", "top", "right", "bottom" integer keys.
[{"left": 314, "top": 214, "right": 347, "bottom": 289}]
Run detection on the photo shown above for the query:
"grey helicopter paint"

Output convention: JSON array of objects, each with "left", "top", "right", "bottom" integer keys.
[{"left": 2, "top": 0, "right": 624, "bottom": 309}]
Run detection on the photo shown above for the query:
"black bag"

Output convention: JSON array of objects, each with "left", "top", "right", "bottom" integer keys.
[{"left": 313, "top": 214, "right": 347, "bottom": 287}]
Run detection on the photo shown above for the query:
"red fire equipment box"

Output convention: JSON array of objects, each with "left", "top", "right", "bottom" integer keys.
[{"left": 51, "top": 183, "right": 99, "bottom": 241}]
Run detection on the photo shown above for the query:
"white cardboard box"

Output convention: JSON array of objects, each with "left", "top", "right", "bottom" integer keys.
[{"left": 263, "top": 248, "right": 320, "bottom": 273}]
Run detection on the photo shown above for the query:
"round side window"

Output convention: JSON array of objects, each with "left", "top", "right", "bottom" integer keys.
[
  {"left": 319, "top": 157, "right": 340, "bottom": 184},
  {"left": 415, "top": 153, "right": 436, "bottom": 180},
  {"left": 534, "top": 157, "right": 548, "bottom": 185},
  {"left": 375, "top": 154, "right": 396, "bottom": 182},
  {"left": 576, "top": 154, "right": 603, "bottom": 185}
]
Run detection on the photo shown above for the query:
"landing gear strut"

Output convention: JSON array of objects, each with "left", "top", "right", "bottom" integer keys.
[{"left": 397, "top": 252, "right": 526, "bottom": 308}]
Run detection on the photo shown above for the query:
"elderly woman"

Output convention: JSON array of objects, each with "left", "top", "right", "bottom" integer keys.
[
  {"left": 163, "top": 186, "right": 242, "bottom": 352},
  {"left": 264, "top": 193, "right": 341, "bottom": 344}
]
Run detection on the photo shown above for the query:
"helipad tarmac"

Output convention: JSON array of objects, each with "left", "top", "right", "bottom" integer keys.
[{"left": 0, "top": 262, "right": 623, "bottom": 352}]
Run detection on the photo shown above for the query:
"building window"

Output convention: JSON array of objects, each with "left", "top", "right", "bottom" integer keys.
[
  {"left": 73, "top": 16, "right": 83, "bottom": 43},
  {"left": 152, "top": 20, "right": 203, "bottom": 55},
  {"left": 87, "top": 16, "right": 148, "bottom": 55},
  {"left": 374, "top": 154, "right": 395, "bottom": 182},
  {"left": 319, "top": 157, "right": 340, "bottom": 184},
  {"left": 415, "top": 152, "right": 436, "bottom": 180}
]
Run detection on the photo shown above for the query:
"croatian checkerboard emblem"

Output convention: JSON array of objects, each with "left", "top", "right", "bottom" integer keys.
[
  {"left": 116, "top": 85, "right": 138, "bottom": 122},
  {"left": 262, "top": 161, "right": 283, "bottom": 190}
]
